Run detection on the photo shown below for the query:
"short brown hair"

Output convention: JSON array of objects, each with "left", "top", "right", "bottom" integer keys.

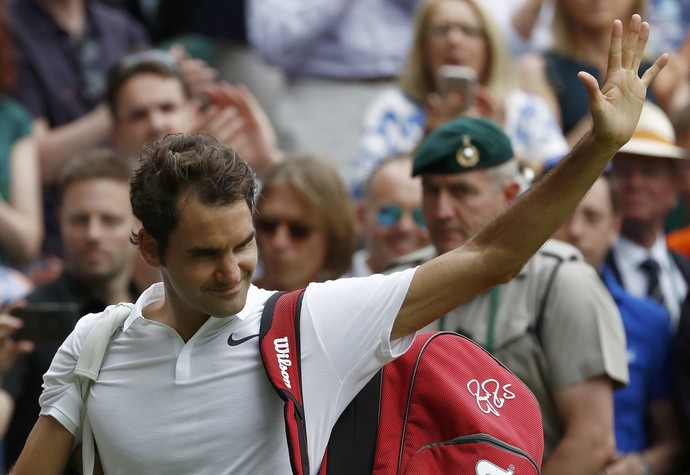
[
  {"left": 130, "top": 133, "right": 257, "bottom": 260},
  {"left": 58, "top": 148, "right": 133, "bottom": 198},
  {"left": 106, "top": 49, "right": 191, "bottom": 120}
]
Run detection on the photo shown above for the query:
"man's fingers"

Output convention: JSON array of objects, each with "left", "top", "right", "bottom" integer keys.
[
  {"left": 0, "top": 315, "right": 23, "bottom": 339},
  {"left": 605, "top": 19, "right": 624, "bottom": 81},
  {"left": 15, "top": 340, "right": 35, "bottom": 355},
  {"left": 577, "top": 71, "right": 601, "bottom": 109},
  {"left": 630, "top": 21, "right": 650, "bottom": 73},
  {"left": 641, "top": 53, "right": 670, "bottom": 87},
  {"left": 621, "top": 14, "right": 642, "bottom": 70}
]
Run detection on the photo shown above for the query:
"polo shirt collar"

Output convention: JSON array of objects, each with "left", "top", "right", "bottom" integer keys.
[{"left": 124, "top": 282, "right": 259, "bottom": 330}]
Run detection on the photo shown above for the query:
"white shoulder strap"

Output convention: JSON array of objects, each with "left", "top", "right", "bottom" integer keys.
[
  {"left": 75, "top": 302, "right": 133, "bottom": 381},
  {"left": 74, "top": 302, "right": 133, "bottom": 475}
]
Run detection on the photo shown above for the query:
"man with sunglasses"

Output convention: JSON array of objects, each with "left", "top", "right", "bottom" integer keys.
[
  {"left": 352, "top": 155, "right": 431, "bottom": 277},
  {"left": 9, "top": 16, "right": 667, "bottom": 475}
]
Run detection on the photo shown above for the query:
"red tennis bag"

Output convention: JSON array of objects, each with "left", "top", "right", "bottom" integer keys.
[{"left": 259, "top": 289, "right": 544, "bottom": 475}]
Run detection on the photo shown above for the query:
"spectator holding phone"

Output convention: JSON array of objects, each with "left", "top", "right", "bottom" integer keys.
[
  {"left": 0, "top": 315, "right": 33, "bottom": 439},
  {"left": 1, "top": 148, "right": 141, "bottom": 470},
  {"left": 353, "top": 0, "right": 568, "bottom": 196}
]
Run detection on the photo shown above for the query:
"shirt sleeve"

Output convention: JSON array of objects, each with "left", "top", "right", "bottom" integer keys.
[
  {"left": 302, "top": 268, "right": 417, "bottom": 386},
  {"left": 38, "top": 313, "right": 102, "bottom": 435},
  {"left": 541, "top": 261, "right": 629, "bottom": 391}
]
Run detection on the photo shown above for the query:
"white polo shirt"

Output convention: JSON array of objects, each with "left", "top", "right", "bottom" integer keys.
[{"left": 39, "top": 269, "right": 416, "bottom": 474}]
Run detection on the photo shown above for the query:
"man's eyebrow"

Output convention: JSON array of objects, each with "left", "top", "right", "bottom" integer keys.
[{"left": 238, "top": 231, "right": 256, "bottom": 248}]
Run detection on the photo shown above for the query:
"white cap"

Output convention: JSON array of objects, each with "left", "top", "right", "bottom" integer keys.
[{"left": 618, "top": 101, "right": 687, "bottom": 160}]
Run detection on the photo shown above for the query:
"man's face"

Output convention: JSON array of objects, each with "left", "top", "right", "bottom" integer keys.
[
  {"left": 611, "top": 154, "right": 678, "bottom": 231},
  {"left": 157, "top": 194, "right": 257, "bottom": 319},
  {"left": 255, "top": 185, "right": 328, "bottom": 291},
  {"left": 422, "top": 170, "right": 512, "bottom": 255},
  {"left": 112, "top": 73, "right": 197, "bottom": 158},
  {"left": 361, "top": 160, "right": 430, "bottom": 273},
  {"left": 60, "top": 178, "right": 138, "bottom": 284},
  {"left": 553, "top": 177, "right": 619, "bottom": 269}
]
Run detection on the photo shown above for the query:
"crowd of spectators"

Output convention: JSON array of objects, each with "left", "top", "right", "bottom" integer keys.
[{"left": 1, "top": 0, "right": 690, "bottom": 473}]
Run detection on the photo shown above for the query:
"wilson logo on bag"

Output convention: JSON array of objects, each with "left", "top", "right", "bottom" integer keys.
[{"left": 260, "top": 290, "right": 544, "bottom": 475}]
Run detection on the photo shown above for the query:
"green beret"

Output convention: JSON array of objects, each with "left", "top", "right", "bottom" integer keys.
[{"left": 412, "top": 117, "right": 514, "bottom": 176}]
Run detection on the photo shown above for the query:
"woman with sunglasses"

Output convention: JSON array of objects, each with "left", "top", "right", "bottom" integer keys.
[{"left": 254, "top": 154, "right": 357, "bottom": 291}]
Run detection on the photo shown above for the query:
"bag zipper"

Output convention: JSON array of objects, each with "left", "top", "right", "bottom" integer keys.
[{"left": 414, "top": 433, "right": 540, "bottom": 473}]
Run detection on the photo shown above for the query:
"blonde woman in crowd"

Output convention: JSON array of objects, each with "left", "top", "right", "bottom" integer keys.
[
  {"left": 519, "top": 0, "right": 690, "bottom": 147},
  {"left": 353, "top": 0, "right": 568, "bottom": 195}
]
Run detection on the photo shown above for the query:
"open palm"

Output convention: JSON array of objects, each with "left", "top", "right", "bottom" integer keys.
[{"left": 578, "top": 15, "right": 668, "bottom": 149}]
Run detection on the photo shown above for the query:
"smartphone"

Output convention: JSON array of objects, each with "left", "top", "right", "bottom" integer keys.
[
  {"left": 11, "top": 302, "right": 81, "bottom": 344},
  {"left": 436, "top": 65, "right": 478, "bottom": 111}
]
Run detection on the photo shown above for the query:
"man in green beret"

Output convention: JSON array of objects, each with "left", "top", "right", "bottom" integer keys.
[{"left": 397, "top": 114, "right": 629, "bottom": 474}]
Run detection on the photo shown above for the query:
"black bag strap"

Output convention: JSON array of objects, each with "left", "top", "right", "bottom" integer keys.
[
  {"left": 325, "top": 370, "right": 382, "bottom": 475},
  {"left": 259, "top": 289, "right": 383, "bottom": 475},
  {"left": 259, "top": 290, "right": 310, "bottom": 475},
  {"left": 531, "top": 253, "right": 567, "bottom": 344}
]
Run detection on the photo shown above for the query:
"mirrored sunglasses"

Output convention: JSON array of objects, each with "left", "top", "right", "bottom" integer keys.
[
  {"left": 376, "top": 205, "right": 426, "bottom": 229},
  {"left": 255, "top": 218, "right": 313, "bottom": 241}
]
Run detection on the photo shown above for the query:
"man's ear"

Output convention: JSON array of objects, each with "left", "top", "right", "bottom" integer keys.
[
  {"left": 503, "top": 180, "right": 521, "bottom": 203},
  {"left": 138, "top": 229, "right": 162, "bottom": 268},
  {"left": 610, "top": 211, "right": 623, "bottom": 246}
]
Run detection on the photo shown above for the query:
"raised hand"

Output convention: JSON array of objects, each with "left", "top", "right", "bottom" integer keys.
[
  {"left": 202, "top": 82, "right": 283, "bottom": 173},
  {"left": 578, "top": 15, "right": 668, "bottom": 150}
]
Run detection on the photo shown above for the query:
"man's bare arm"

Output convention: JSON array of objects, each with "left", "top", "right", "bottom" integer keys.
[
  {"left": 542, "top": 376, "right": 617, "bottom": 474},
  {"left": 34, "top": 105, "right": 112, "bottom": 185},
  {"left": 392, "top": 15, "right": 668, "bottom": 339},
  {"left": 9, "top": 416, "right": 74, "bottom": 475},
  {"left": 603, "top": 399, "right": 685, "bottom": 474}
]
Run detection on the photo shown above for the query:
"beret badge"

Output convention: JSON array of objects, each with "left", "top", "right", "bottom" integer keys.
[{"left": 456, "top": 135, "right": 479, "bottom": 168}]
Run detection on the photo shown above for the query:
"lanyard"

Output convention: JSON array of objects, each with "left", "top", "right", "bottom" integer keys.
[
  {"left": 437, "top": 286, "right": 500, "bottom": 351},
  {"left": 485, "top": 286, "right": 500, "bottom": 354}
]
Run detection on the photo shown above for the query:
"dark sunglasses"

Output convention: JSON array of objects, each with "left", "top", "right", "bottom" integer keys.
[
  {"left": 376, "top": 205, "right": 426, "bottom": 229},
  {"left": 255, "top": 218, "right": 313, "bottom": 241}
]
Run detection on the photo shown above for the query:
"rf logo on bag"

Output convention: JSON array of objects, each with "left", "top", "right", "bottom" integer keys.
[
  {"left": 467, "top": 379, "right": 516, "bottom": 416},
  {"left": 476, "top": 460, "right": 514, "bottom": 475}
]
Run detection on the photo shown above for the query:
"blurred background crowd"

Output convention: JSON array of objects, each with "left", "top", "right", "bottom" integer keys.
[{"left": 1, "top": 0, "right": 690, "bottom": 473}]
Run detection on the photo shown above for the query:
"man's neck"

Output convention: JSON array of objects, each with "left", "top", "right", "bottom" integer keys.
[
  {"left": 85, "top": 271, "right": 135, "bottom": 306},
  {"left": 38, "top": 0, "right": 86, "bottom": 39},
  {"left": 564, "top": 26, "right": 614, "bottom": 72},
  {"left": 621, "top": 220, "right": 663, "bottom": 249}
]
